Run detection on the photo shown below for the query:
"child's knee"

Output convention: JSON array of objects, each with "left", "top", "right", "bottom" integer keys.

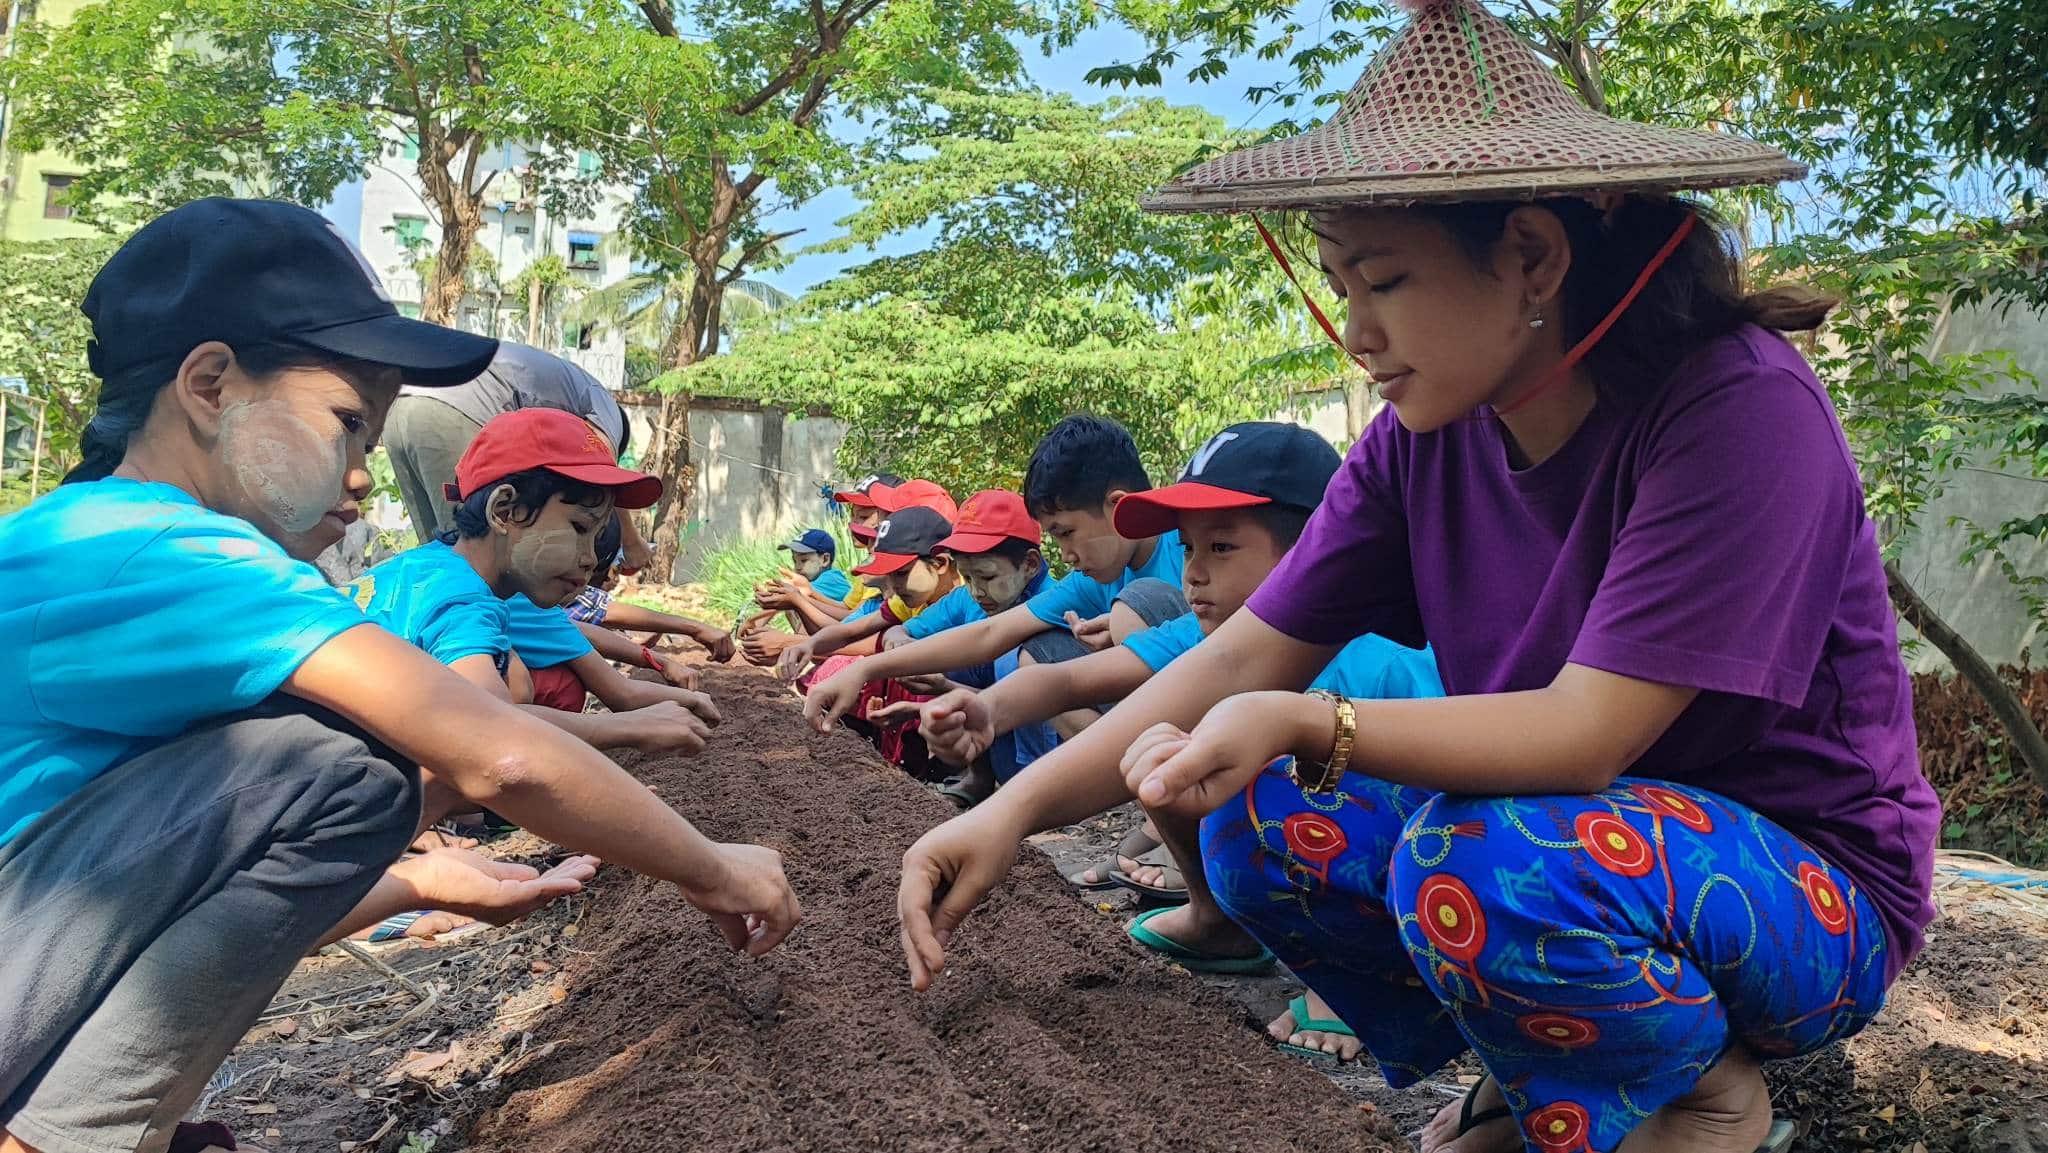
[{"left": 1106, "top": 599, "right": 1150, "bottom": 644}]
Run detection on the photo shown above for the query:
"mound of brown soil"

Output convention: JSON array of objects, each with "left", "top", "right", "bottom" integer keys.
[{"left": 467, "top": 665, "right": 1400, "bottom": 1153}]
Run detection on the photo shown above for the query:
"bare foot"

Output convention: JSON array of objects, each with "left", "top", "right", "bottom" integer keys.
[
  {"left": 1268, "top": 988, "right": 1362, "bottom": 1060},
  {"left": 1616, "top": 1045, "right": 1773, "bottom": 1153},
  {"left": 1132, "top": 902, "right": 1265, "bottom": 960},
  {"left": 1420, "top": 1075, "right": 1518, "bottom": 1153},
  {"left": 392, "top": 848, "right": 601, "bottom": 926}
]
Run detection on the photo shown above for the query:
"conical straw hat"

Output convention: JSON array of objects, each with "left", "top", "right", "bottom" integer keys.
[{"left": 1143, "top": 0, "right": 1803, "bottom": 214}]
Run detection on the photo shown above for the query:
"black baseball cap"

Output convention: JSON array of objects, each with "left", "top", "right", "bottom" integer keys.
[
  {"left": 853, "top": 506, "right": 954, "bottom": 575},
  {"left": 82, "top": 197, "right": 498, "bottom": 386},
  {"left": 1112, "top": 421, "right": 1341, "bottom": 540}
]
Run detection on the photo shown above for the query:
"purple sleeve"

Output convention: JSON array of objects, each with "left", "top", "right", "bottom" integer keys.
[
  {"left": 1569, "top": 360, "right": 1861, "bottom": 707},
  {"left": 1246, "top": 409, "right": 1423, "bottom": 648}
]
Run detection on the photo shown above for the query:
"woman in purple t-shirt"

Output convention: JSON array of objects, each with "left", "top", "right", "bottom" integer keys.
[{"left": 896, "top": 3, "right": 1938, "bottom": 1152}]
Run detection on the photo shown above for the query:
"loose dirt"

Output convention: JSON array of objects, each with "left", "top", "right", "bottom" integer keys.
[{"left": 210, "top": 662, "right": 2048, "bottom": 1152}]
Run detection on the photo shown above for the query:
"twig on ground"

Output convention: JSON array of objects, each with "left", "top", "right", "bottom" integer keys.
[{"left": 335, "top": 939, "right": 434, "bottom": 1002}]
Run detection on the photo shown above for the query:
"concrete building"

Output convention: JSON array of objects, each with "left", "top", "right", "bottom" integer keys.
[
  {"left": 0, "top": 0, "right": 98, "bottom": 244},
  {"left": 342, "top": 135, "right": 638, "bottom": 389}
]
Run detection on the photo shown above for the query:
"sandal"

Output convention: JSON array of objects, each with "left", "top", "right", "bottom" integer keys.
[
  {"left": 1126, "top": 907, "right": 1276, "bottom": 974},
  {"left": 1064, "top": 823, "right": 1160, "bottom": 890},
  {"left": 1109, "top": 843, "right": 1190, "bottom": 904},
  {"left": 1451, "top": 1078, "right": 1798, "bottom": 1152},
  {"left": 1273, "top": 993, "right": 1359, "bottom": 1065},
  {"left": 936, "top": 774, "right": 995, "bottom": 809}
]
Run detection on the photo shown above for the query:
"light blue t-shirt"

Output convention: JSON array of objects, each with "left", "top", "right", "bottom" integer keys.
[
  {"left": 349, "top": 541, "right": 510, "bottom": 667},
  {"left": 811, "top": 568, "right": 853, "bottom": 603},
  {"left": 504, "top": 594, "right": 596, "bottom": 669},
  {"left": 1124, "top": 612, "right": 1444, "bottom": 701},
  {"left": 0, "top": 480, "right": 367, "bottom": 845},
  {"left": 904, "top": 567, "right": 1052, "bottom": 641},
  {"left": 1025, "top": 530, "right": 1184, "bottom": 628}
]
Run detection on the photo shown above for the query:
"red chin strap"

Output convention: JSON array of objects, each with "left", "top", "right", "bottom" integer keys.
[{"left": 1253, "top": 210, "right": 1697, "bottom": 420}]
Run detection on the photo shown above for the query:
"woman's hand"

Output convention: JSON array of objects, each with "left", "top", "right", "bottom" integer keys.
[{"left": 1120, "top": 691, "right": 1332, "bottom": 817}]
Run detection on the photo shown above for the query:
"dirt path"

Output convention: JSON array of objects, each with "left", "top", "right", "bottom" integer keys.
[{"left": 207, "top": 662, "right": 2048, "bottom": 1151}]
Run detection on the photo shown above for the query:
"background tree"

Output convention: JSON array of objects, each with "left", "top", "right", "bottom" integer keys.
[
  {"left": 0, "top": 235, "right": 121, "bottom": 477},
  {"left": 510, "top": 0, "right": 1070, "bottom": 578},
  {"left": 0, "top": 0, "right": 590, "bottom": 323}
]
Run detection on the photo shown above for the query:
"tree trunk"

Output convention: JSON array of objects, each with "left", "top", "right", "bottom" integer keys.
[
  {"left": 413, "top": 131, "right": 487, "bottom": 327},
  {"left": 1886, "top": 560, "right": 2048, "bottom": 793},
  {"left": 526, "top": 274, "right": 543, "bottom": 346}
]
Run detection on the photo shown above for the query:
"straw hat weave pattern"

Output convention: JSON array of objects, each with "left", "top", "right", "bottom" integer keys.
[{"left": 1143, "top": 0, "right": 1803, "bottom": 214}]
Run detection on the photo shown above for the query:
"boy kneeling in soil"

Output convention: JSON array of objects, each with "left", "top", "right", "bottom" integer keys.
[
  {"left": 351, "top": 409, "right": 720, "bottom": 753},
  {"left": 0, "top": 200, "right": 800, "bottom": 1153},
  {"left": 803, "top": 415, "right": 1186, "bottom": 737},
  {"left": 741, "top": 476, "right": 900, "bottom": 664},
  {"left": 798, "top": 505, "right": 969, "bottom": 776},
  {"left": 888, "top": 422, "right": 1441, "bottom": 1060},
  {"left": 567, "top": 516, "right": 738, "bottom": 664},
  {"left": 782, "top": 490, "right": 1056, "bottom": 806}
]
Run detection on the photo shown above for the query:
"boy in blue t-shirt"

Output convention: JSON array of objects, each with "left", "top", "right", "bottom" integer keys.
[
  {"left": 352, "top": 409, "right": 721, "bottom": 742},
  {"left": 0, "top": 199, "right": 798, "bottom": 1153},
  {"left": 804, "top": 414, "right": 1185, "bottom": 731},
  {"left": 781, "top": 528, "right": 852, "bottom": 602},
  {"left": 898, "top": 422, "right": 1441, "bottom": 1062}
]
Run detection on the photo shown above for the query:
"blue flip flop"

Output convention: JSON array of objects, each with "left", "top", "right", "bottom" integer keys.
[{"left": 1126, "top": 907, "right": 1276, "bottom": 975}]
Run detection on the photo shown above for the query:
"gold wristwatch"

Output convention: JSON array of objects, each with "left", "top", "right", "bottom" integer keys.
[{"left": 1292, "top": 690, "right": 1356, "bottom": 794}]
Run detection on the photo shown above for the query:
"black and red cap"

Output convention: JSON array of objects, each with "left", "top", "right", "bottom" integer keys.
[
  {"left": 852, "top": 506, "right": 954, "bottom": 576},
  {"left": 831, "top": 472, "right": 905, "bottom": 508},
  {"left": 1112, "top": 421, "right": 1340, "bottom": 540}
]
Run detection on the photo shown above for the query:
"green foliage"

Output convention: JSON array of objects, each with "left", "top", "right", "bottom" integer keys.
[
  {"left": 0, "top": 0, "right": 567, "bottom": 220},
  {"left": 0, "top": 235, "right": 123, "bottom": 471},
  {"left": 690, "top": 535, "right": 796, "bottom": 633},
  {"left": 682, "top": 86, "right": 1342, "bottom": 495}
]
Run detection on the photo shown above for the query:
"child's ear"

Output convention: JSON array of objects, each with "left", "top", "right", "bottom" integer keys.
[
  {"left": 171, "top": 342, "right": 237, "bottom": 437},
  {"left": 485, "top": 484, "right": 522, "bottom": 533},
  {"left": 1103, "top": 489, "right": 1130, "bottom": 516}
]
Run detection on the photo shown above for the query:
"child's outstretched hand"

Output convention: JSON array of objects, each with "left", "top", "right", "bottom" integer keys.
[
  {"left": 1120, "top": 691, "right": 1327, "bottom": 817},
  {"left": 898, "top": 804, "right": 1023, "bottom": 990},
  {"left": 678, "top": 841, "right": 802, "bottom": 957},
  {"left": 1065, "top": 611, "right": 1113, "bottom": 652},
  {"left": 803, "top": 666, "right": 866, "bottom": 733},
  {"left": 697, "top": 627, "right": 738, "bottom": 663},
  {"left": 916, "top": 689, "right": 995, "bottom": 767},
  {"left": 650, "top": 649, "right": 701, "bottom": 690},
  {"left": 774, "top": 637, "right": 816, "bottom": 683}
]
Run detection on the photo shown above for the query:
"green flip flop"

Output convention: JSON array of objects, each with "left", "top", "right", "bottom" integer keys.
[
  {"left": 1274, "top": 993, "right": 1360, "bottom": 1064},
  {"left": 1125, "top": 907, "right": 1276, "bottom": 975}
]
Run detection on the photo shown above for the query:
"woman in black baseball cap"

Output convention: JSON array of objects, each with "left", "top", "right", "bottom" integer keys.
[{"left": 0, "top": 199, "right": 801, "bottom": 1153}]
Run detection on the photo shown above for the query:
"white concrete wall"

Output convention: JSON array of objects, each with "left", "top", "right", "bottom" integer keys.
[{"left": 1894, "top": 301, "right": 2048, "bottom": 672}]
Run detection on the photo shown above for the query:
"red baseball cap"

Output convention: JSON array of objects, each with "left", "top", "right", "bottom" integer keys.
[
  {"left": 938, "top": 490, "right": 1040, "bottom": 553},
  {"left": 830, "top": 472, "right": 905, "bottom": 508},
  {"left": 849, "top": 520, "right": 878, "bottom": 544},
  {"left": 869, "top": 479, "right": 959, "bottom": 520},
  {"left": 445, "top": 408, "right": 664, "bottom": 509}
]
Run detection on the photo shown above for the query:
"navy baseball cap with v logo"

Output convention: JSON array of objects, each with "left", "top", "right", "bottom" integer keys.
[
  {"left": 1112, "top": 421, "right": 1341, "bottom": 540},
  {"left": 82, "top": 197, "right": 498, "bottom": 386}
]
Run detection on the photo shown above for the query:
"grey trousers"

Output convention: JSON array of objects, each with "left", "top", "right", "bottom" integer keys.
[
  {"left": 383, "top": 394, "right": 483, "bottom": 544},
  {"left": 0, "top": 701, "right": 421, "bottom": 1153},
  {"left": 1018, "top": 577, "right": 1190, "bottom": 667}
]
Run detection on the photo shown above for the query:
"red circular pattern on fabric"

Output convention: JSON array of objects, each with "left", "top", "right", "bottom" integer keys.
[
  {"left": 1574, "top": 812, "right": 1654, "bottom": 878},
  {"left": 1800, "top": 861, "right": 1851, "bottom": 934},
  {"left": 1634, "top": 785, "right": 1714, "bottom": 833},
  {"left": 1518, "top": 1012, "right": 1601, "bottom": 1050},
  {"left": 1525, "top": 1101, "right": 1592, "bottom": 1152},
  {"left": 1282, "top": 811, "right": 1349, "bottom": 867},
  {"left": 1415, "top": 873, "right": 1487, "bottom": 961}
]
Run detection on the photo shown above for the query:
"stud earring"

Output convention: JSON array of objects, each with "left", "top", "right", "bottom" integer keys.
[{"left": 1528, "top": 310, "right": 1546, "bottom": 330}]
